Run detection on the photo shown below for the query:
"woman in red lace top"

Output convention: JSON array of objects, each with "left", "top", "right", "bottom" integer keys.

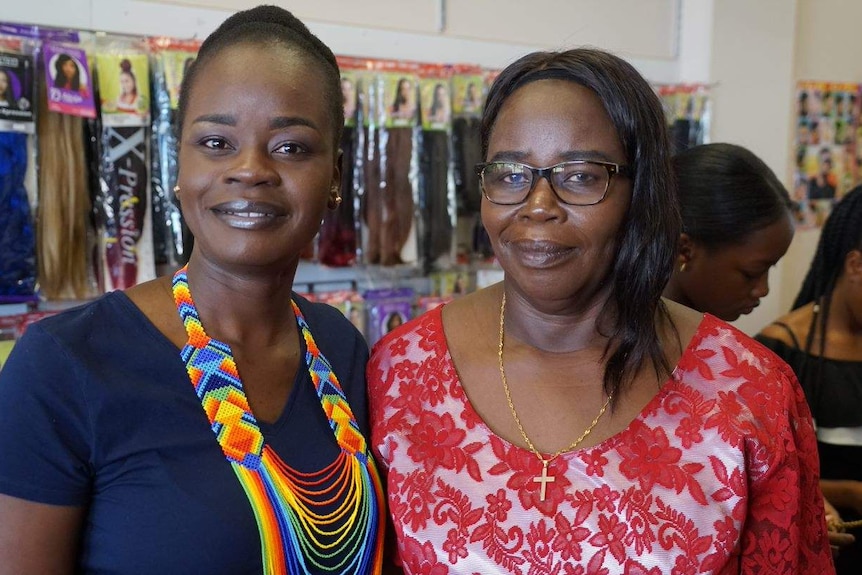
[{"left": 368, "top": 48, "right": 834, "bottom": 573}]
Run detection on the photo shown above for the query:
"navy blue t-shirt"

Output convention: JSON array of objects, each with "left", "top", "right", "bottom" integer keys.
[{"left": 0, "top": 291, "right": 374, "bottom": 574}]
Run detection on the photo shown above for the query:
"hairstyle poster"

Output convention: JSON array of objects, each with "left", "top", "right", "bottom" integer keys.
[
  {"left": 0, "top": 51, "right": 35, "bottom": 131},
  {"left": 96, "top": 52, "right": 150, "bottom": 126},
  {"left": 451, "top": 72, "right": 483, "bottom": 118},
  {"left": 43, "top": 43, "right": 96, "bottom": 118},
  {"left": 420, "top": 75, "right": 452, "bottom": 131},
  {"left": 793, "top": 81, "right": 862, "bottom": 228}
]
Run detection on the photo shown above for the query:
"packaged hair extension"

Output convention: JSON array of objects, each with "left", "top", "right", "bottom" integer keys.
[
  {"left": 149, "top": 37, "right": 199, "bottom": 275},
  {"left": 0, "top": 35, "right": 38, "bottom": 303},
  {"left": 450, "top": 67, "right": 491, "bottom": 261},
  {"left": 316, "top": 289, "right": 366, "bottom": 339},
  {"left": 451, "top": 67, "right": 483, "bottom": 216},
  {"left": 36, "top": 41, "right": 98, "bottom": 300},
  {"left": 318, "top": 57, "right": 365, "bottom": 267},
  {"left": 657, "top": 83, "right": 711, "bottom": 154},
  {"left": 93, "top": 43, "right": 155, "bottom": 291},
  {"left": 43, "top": 42, "right": 96, "bottom": 118},
  {"left": 418, "top": 64, "right": 455, "bottom": 270},
  {"left": 364, "top": 287, "right": 413, "bottom": 345},
  {"left": 361, "top": 61, "right": 419, "bottom": 267}
]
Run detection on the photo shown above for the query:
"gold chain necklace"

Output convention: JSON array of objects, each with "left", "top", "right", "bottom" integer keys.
[{"left": 498, "top": 291, "right": 613, "bottom": 501}]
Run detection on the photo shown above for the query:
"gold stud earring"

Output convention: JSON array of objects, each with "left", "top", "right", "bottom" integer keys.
[{"left": 680, "top": 262, "right": 688, "bottom": 273}]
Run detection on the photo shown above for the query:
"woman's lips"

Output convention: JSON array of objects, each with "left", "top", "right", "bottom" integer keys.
[
  {"left": 508, "top": 239, "right": 575, "bottom": 268},
  {"left": 210, "top": 200, "right": 286, "bottom": 230}
]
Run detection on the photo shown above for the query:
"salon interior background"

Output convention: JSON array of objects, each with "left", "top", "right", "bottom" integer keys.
[{"left": 5, "top": 0, "right": 860, "bottom": 335}]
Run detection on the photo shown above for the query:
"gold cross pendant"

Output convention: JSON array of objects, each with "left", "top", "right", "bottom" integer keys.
[{"left": 533, "top": 459, "right": 555, "bottom": 502}]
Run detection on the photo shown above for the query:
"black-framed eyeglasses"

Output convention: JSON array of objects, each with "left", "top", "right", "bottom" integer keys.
[{"left": 475, "top": 160, "right": 633, "bottom": 206}]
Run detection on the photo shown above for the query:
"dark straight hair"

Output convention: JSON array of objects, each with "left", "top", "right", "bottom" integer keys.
[{"left": 673, "top": 142, "right": 792, "bottom": 249}]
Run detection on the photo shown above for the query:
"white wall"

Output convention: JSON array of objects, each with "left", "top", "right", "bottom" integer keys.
[{"left": 2, "top": 0, "right": 681, "bottom": 79}]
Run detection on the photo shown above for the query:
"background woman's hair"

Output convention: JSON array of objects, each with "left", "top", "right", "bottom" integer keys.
[
  {"left": 794, "top": 185, "right": 862, "bottom": 309},
  {"left": 176, "top": 4, "right": 343, "bottom": 146},
  {"left": 673, "top": 142, "right": 792, "bottom": 249},
  {"left": 53, "top": 54, "right": 80, "bottom": 91},
  {"left": 481, "top": 48, "right": 680, "bottom": 402}
]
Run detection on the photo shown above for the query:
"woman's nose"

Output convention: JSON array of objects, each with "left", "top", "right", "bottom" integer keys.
[{"left": 224, "top": 146, "right": 281, "bottom": 187}]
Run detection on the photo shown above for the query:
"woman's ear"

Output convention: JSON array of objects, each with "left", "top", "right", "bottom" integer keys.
[
  {"left": 677, "top": 233, "right": 695, "bottom": 272},
  {"left": 845, "top": 248, "right": 862, "bottom": 283}
]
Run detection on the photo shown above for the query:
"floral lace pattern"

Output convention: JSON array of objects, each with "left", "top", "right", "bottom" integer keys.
[{"left": 369, "top": 308, "right": 834, "bottom": 574}]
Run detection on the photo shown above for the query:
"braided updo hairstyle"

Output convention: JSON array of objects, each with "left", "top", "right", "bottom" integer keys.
[
  {"left": 176, "top": 4, "right": 344, "bottom": 146},
  {"left": 793, "top": 186, "right": 862, "bottom": 310}
]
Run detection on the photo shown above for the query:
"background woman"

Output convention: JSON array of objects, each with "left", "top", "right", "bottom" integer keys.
[
  {"left": 369, "top": 48, "right": 832, "bottom": 573},
  {"left": 0, "top": 5, "right": 385, "bottom": 573},
  {"left": 757, "top": 187, "right": 862, "bottom": 573},
  {"left": 663, "top": 142, "right": 795, "bottom": 322}
]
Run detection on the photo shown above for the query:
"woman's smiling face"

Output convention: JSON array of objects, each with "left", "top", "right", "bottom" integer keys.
[
  {"left": 481, "top": 79, "right": 632, "bottom": 306},
  {"left": 176, "top": 42, "right": 340, "bottom": 272}
]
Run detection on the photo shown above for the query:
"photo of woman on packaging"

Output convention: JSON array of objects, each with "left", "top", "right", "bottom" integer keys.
[
  {"left": 52, "top": 53, "right": 88, "bottom": 95},
  {"left": 96, "top": 53, "right": 150, "bottom": 123},
  {"left": 0, "top": 69, "right": 16, "bottom": 108},
  {"left": 389, "top": 76, "right": 416, "bottom": 122},
  {"left": 423, "top": 81, "right": 450, "bottom": 127}
]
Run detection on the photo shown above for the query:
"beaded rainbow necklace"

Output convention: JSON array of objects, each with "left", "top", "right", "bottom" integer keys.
[{"left": 172, "top": 267, "right": 384, "bottom": 574}]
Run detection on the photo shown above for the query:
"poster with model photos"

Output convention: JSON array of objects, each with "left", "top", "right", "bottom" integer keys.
[
  {"left": 657, "top": 84, "right": 711, "bottom": 154},
  {"left": 793, "top": 81, "right": 862, "bottom": 228}
]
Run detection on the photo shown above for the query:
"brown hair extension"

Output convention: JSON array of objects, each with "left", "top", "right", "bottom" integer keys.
[{"left": 36, "top": 84, "right": 93, "bottom": 299}]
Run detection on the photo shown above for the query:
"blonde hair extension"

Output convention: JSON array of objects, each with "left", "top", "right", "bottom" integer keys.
[{"left": 37, "top": 84, "right": 93, "bottom": 300}]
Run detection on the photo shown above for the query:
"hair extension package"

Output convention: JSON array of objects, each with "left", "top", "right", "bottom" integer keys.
[
  {"left": 37, "top": 38, "right": 99, "bottom": 300},
  {"left": 149, "top": 37, "right": 199, "bottom": 275},
  {"left": 450, "top": 66, "right": 491, "bottom": 260},
  {"left": 0, "top": 33, "right": 39, "bottom": 303},
  {"left": 418, "top": 64, "right": 455, "bottom": 271},
  {"left": 364, "top": 287, "right": 413, "bottom": 346},
  {"left": 318, "top": 56, "right": 366, "bottom": 267},
  {"left": 360, "top": 60, "right": 420, "bottom": 267},
  {"left": 93, "top": 39, "right": 155, "bottom": 291}
]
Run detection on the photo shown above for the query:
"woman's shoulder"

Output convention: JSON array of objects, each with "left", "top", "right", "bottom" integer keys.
[
  {"left": 756, "top": 304, "right": 814, "bottom": 347},
  {"left": 674, "top": 311, "right": 799, "bottom": 388},
  {"left": 29, "top": 291, "right": 141, "bottom": 341}
]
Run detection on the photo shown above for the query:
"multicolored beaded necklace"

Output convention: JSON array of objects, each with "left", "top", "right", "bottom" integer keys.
[{"left": 172, "top": 266, "right": 384, "bottom": 574}]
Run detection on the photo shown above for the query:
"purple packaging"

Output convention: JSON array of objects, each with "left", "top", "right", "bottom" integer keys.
[
  {"left": 364, "top": 287, "right": 414, "bottom": 346},
  {"left": 43, "top": 42, "right": 96, "bottom": 118}
]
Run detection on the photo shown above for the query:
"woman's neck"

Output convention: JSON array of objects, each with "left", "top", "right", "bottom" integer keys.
[
  {"left": 500, "top": 285, "right": 610, "bottom": 354},
  {"left": 182, "top": 259, "right": 299, "bottom": 349}
]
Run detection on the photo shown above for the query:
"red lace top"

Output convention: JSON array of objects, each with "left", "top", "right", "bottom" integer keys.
[{"left": 368, "top": 308, "right": 834, "bottom": 574}]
